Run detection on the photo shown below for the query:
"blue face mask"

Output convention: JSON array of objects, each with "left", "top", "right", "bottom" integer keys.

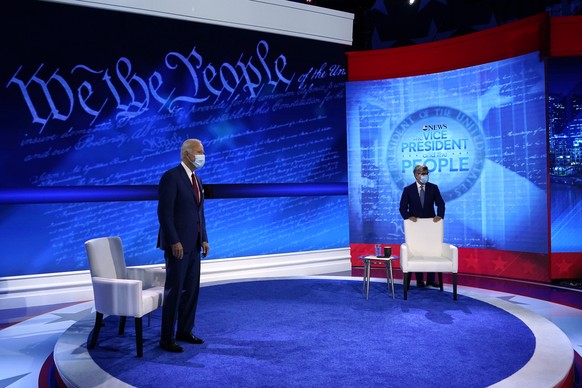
[
  {"left": 188, "top": 154, "right": 205, "bottom": 169},
  {"left": 193, "top": 154, "right": 205, "bottom": 169},
  {"left": 420, "top": 175, "right": 429, "bottom": 184}
]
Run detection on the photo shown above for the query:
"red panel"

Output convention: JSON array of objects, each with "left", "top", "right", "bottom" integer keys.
[
  {"left": 350, "top": 243, "right": 401, "bottom": 268},
  {"left": 551, "top": 252, "right": 582, "bottom": 279},
  {"left": 350, "top": 244, "right": 550, "bottom": 282},
  {"left": 459, "top": 248, "right": 550, "bottom": 282},
  {"left": 347, "top": 13, "right": 549, "bottom": 81},
  {"left": 550, "top": 16, "right": 582, "bottom": 57}
]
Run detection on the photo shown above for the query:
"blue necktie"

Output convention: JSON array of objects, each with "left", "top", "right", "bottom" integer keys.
[{"left": 420, "top": 185, "right": 425, "bottom": 207}]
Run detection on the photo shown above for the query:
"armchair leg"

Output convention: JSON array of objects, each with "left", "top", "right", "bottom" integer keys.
[
  {"left": 88, "top": 312, "right": 103, "bottom": 349},
  {"left": 452, "top": 273, "right": 458, "bottom": 301},
  {"left": 438, "top": 273, "right": 444, "bottom": 291},
  {"left": 119, "top": 316, "right": 127, "bottom": 335},
  {"left": 135, "top": 317, "right": 143, "bottom": 358}
]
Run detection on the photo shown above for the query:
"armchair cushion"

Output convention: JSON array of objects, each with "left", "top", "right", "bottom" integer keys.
[
  {"left": 91, "top": 277, "right": 154, "bottom": 318},
  {"left": 400, "top": 242, "right": 458, "bottom": 273}
]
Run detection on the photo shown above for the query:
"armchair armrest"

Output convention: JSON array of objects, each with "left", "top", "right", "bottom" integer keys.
[
  {"left": 441, "top": 243, "right": 459, "bottom": 272},
  {"left": 126, "top": 266, "right": 166, "bottom": 288},
  {"left": 126, "top": 267, "right": 147, "bottom": 281},
  {"left": 148, "top": 267, "right": 166, "bottom": 287},
  {"left": 125, "top": 267, "right": 166, "bottom": 290},
  {"left": 91, "top": 277, "right": 144, "bottom": 317}
]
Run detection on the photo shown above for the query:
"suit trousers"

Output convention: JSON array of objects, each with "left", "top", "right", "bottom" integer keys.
[
  {"left": 415, "top": 272, "right": 436, "bottom": 284},
  {"left": 160, "top": 240, "right": 201, "bottom": 342}
]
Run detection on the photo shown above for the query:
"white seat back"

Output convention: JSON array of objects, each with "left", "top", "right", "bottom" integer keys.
[
  {"left": 404, "top": 218, "right": 443, "bottom": 257},
  {"left": 85, "top": 236, "right": 127, "bottom": 279}
]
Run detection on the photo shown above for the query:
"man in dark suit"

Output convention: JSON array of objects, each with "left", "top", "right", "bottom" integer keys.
[
  {"left": 399, "top": 164, "right": 445, "bottom": 288},
  {"left": 157, "top": 138, "right": 210, "bottom": 353}
]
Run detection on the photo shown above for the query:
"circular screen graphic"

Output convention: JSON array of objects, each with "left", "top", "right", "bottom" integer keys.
[{"left": 388, "top": 106, "right": 485, "bottom": 201}]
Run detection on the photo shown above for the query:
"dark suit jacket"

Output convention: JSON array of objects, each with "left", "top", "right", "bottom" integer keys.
[
  {"left": 157, "top": 164, "right": 208, "bottom": 253},
  {"left": 399, "top": 181, "right": 445, "bottom": 220}
]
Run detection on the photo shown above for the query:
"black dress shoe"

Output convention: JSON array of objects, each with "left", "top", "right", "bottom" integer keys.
[
  {"left": 417, "top": 281, "right": 426, "bottom": 288},
  {"left": 159, "top": 340, "right": 184, "bottom": 353},
  {"left": 427, "top": 281, "right": 440, "bottom": 288},
  {"left": 176, "top": 332, "right": 204, "bottom": 344}
]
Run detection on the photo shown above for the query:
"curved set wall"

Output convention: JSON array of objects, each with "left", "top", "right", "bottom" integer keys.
[
  {"left": 346, "top": 13, "right": 582, "bottom": 282},
  {"left": 1, "top": 3, "right": 581, "bottom": 285}
]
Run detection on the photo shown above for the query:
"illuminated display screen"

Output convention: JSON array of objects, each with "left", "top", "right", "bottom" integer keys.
[
  {"left": 346, "top": 52, "right": 548, "bottom": 254},
  {"left": 0, "top": 1, "right": 349, "bottom": 276},
  {"left": 548, "top": 57, "right": 582, "bottom": 253}
]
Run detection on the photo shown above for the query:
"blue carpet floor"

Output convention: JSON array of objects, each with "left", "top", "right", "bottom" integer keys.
[{"left": 87, "top": 279, "right": 535, "bottom": 387}]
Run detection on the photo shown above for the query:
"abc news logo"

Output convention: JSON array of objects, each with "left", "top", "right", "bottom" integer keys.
[{"left": 422, "top": 124, "right": 448, "bottom": 131}]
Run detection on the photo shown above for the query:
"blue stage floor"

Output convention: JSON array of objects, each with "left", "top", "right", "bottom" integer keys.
[{"left": 1, "top": 273, "right": 581, "bottom": 387}]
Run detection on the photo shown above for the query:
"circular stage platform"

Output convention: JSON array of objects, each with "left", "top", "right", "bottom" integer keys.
[{"left": 54, "top": 277, "right": 574, "bottom": 387}]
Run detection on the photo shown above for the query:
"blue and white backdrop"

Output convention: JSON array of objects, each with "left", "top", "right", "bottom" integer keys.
[{"left": 0, "top": 1, "right": 350, "bottom": 276}]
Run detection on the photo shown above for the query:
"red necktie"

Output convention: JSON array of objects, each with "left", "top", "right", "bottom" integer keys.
[{"left": 192, "top": 173, "right": 200, "bottom": 204}]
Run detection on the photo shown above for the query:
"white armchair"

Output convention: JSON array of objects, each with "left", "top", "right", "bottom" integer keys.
[
  {"left": 400, "top": 219, "right": 458, "bottom": 300},
  {"left": 85, "top": 236, "right": 165, "bottom": 357}
]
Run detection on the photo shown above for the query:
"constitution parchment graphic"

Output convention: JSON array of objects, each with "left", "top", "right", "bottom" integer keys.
[{"left": 0, "top": 3, "right": 349, "bottom": 276}]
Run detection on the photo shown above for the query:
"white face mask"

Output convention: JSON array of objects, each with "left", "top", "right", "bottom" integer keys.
[
  {"left": 189, "top": 154, "right": 205, "bottom": 169},
  {"left": 420, "top": 175, "right": 429, "bottom": 184}
]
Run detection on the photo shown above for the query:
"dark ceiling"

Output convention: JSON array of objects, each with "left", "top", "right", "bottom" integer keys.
[{"left": 289, "top": 0, "right": 582, "bottom": 50}]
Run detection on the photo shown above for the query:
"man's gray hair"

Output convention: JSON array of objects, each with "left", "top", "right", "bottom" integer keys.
[
  {"left": 413, "top": 164, "right": 428, "bottom": 175},
  {"left": 181, "top": 139, "right": 201, "bottom": 156}
]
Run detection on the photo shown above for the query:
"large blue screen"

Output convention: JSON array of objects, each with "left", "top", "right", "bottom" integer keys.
[
  {"left": 347, "top": 52, "right": 548, "bottom": 254},
  {"left": 0, "top": 1, "right": 349, "bottom": 276}
]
